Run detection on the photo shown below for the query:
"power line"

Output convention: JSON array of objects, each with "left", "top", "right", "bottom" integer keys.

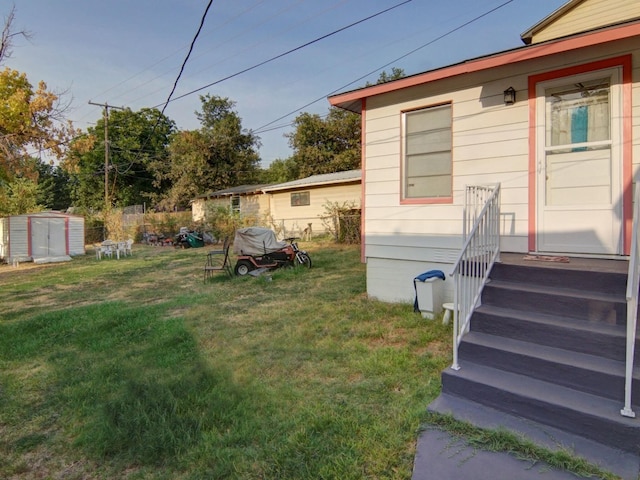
[
  {"left": 92, "top": 0, "right": 267, "bottom": 103},
  {"left": 152, "top": 0, "right": 413, "bottom": 108},
  {"left": 254, "top": 0, "right": 515, "bottom": 134},
  {"left": 158, "top": 0, "right": 214, "bottom": 117}
]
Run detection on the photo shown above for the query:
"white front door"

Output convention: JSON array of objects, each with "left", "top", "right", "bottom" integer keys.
[{"left": 536, "top": 69, "right": 622, "bottom": 255}]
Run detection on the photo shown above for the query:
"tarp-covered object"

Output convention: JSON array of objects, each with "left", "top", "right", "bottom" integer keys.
[{"left": 233, "top": 227, "right": 287, "bottom": 255}]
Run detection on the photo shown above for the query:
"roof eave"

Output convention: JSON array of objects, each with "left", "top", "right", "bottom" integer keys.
[
  {"left": 262, "top": 177, "right": 360, "bottom": 193},
  {"left": 329, "top": 19, "right": 640, "bottom": 113}
]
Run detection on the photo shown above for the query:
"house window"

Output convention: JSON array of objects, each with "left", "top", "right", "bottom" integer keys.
[
  {"left": 404, "top": 103, "right": 452, "bottom": 199},
  {"left": 231, "top": 194, "right": 240, "bottom": 213},
  {"left": 291, "top": 191, "right": 310, "bottom": 206}
]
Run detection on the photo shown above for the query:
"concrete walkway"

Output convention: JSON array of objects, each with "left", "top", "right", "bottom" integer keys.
[
  {"left": 417, "top": 394, "right": 640, "bottom": 480},
  {"left": 413, "top": 428, "right": 584, "bottom": 480}
]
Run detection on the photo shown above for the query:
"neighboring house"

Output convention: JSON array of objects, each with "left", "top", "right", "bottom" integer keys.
[
  {"left": 192, "top": 170, "right": 362, "bottom": 238},
  {"left": 262, "top": 169, "right": 361, "bottom": 237},
  {"left": 191, "top": 184, "right": 271, "bottom": 223},
  {"left": 0, "top": 211, "right": 85, "bottom": 264},
  {"left": 329, "top": 0, "right": 640, "bottom": 304}
]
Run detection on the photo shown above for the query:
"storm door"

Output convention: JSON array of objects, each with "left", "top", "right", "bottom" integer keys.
[{"left": 536, "top": 70, "right": 622, "bottom": 254}]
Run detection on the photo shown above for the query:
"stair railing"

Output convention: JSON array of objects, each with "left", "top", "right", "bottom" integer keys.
[
  {"left": 451, "top": 183, "right": 501, "bottom": 371},
  {"left": 622, "top": 182, "right": 639, "bottom": 418}
]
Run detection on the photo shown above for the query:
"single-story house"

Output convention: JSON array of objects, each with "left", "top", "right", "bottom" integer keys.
[
  {"left": 330, "top": 0, "right": 640, "bottom": 474},
  {"left": 191, "top": 184, "right": 271, "bottom": 223},
  {"left": 262, "top": 169, "right": 361, "bottom": 237},
  {"left": 192, "top": 170, "right": 362, "bottom": 238},
  {"left": 0, "top": 211, "right": 85, "bottom": 264},
  {"left": 329, "top": 0, "right": 640, "bottom": 304}
]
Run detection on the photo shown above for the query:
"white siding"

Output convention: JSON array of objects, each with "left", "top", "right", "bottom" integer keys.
[
  {"left": 367, "top": 257, "right": 454, "bottom": 305},
  {"left": 362, "top": 39, "right": 640, "bottom": 304},
  {"left": 8, "top": 216, "right": 29, "bottom": 260},
  {"left": 269, "top": 183, "right": 361, "bottom": 237},
  {"left": 68, "top": 217, "right": 86, "bottom": 256}
]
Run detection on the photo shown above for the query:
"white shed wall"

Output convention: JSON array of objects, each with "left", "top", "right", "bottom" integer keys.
[{"left": 0, "top": 213, "right": 85, "bottom": 263}]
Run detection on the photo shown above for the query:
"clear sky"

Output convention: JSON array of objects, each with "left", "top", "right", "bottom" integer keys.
[{"left": 6, "top": 0, "right": 567, "bottom": 167}]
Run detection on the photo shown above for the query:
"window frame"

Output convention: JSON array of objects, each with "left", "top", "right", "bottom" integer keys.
[
  {"left": 290, "top": 191, "right": 310, "bottom": 207},
  {"left": 230, "top": 194, "right": 240, "bottom": 213},
  {"left": 401, "top": 102, "right": 453, "bottom": 205}
]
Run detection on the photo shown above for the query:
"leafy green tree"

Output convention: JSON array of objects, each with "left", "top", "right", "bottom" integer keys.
[
  {"left": 286, "top": 107, "right": 361, "bottom": 178},
  {"left": 66, "top": 108, "right": 175, "bottom": 210},
  {"left": 153, "top": 95, "right": 261, "bottom": 210},
  {"left": 36, "top": 160, "right": 71, "bottom": 210},
  {"left": 0, "top": 176, "right": 43, "bottom": 215},
  {"left": 259, "top": 157, "right": 299, "bottom": 184}
]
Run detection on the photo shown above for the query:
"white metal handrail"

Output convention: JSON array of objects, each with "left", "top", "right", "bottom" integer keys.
[
  {"left": 451, "top": 184, "right": 501, "bottom": 371},
  {"left": 622, "top": 182, "right": 640, "bottom": 418}
]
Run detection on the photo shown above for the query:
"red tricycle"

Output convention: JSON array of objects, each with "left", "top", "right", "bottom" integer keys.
[{"left": 232, "top": 227, "right": 311, "bottom": 276}]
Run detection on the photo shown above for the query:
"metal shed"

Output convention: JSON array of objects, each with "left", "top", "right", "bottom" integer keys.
[{"left": 0, "top": 212, "right": 85, "bottom": 264}]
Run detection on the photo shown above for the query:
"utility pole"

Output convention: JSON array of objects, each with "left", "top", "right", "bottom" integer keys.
[{"left": 88, "top": 101, "right": 125, "bottom": 211}]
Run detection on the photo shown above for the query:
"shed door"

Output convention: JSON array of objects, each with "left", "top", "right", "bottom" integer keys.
[
  {"left": 31, "top": 218, "right": 66, "bottom": 258},
  {"left": 536, "top": 69, "right": 622, "bottom": 254}
]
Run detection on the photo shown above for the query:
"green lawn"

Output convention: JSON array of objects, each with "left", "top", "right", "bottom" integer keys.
[{"left": 0, "top": 242, "right": 451, "bottom": 479}]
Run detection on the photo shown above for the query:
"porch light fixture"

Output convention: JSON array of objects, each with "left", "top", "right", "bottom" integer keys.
[{"left": 503, "top": 87, "right": 516, "bottom": 105}]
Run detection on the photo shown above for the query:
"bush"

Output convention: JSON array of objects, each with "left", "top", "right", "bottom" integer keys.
[{"left": 321, "top": 201, "right": 361, "bottom": 244}]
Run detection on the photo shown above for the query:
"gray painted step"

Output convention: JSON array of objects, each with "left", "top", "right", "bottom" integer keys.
[
  {"left": 482, "top": 279, "right": 626, "bottom": 324},
  {"left": 441, "top": 362, "right": 640, "bottom": 453},
  {"left": 458, "top": 331, "right": 640, "bottom": 402},
  {"left": 471, "top": 304, "right": 638, "bottom": 364},
  {"left": 490, "top": 262, "right": 627, "bottom": 295}
]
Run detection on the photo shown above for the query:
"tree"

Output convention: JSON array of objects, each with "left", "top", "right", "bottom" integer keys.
[
  {"left": 66, "top": 108, "right": 175, "bottom": 210},
  {"left": 153, "top": 95, "right": 261, "bottom": 210},
  {"left": 0, "top": 5, "right": 31, "bottom": 66},
  {"left": 286, "top": 107, "right": 361, "bottom": 178},
  {"left": 0, "top": 8, "right": 74, "bottom": 216},
  {"left": 259, "top": 157, "right": 299, "bottom": 184},
  {"left": 0, "top": 176, "right": 43, "bottom": 215},
  {"left": 366, "top": 67, "right": 406, "bottom": 86},
  {"left": 36, "top": 159, "right": 71, "bottom": 211},
  {"left": 0, "top": 67, "right": 74, "bottom": 184}
]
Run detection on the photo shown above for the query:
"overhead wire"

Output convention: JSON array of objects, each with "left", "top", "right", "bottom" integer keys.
[
  {"left": 158, "top": 0, "right": 214, "bottom": 117},
  {"left": 91, "top": 0, "right": 267, "bottom": 103},
  {"left": 151, "top": 0, "right": 413, "bottom": 108},
  {"left": 121, "top": 0, "right": 309, "bottom": 106},
  {"left": 253, "top": 0, "right": 516, "bottom": 134}
]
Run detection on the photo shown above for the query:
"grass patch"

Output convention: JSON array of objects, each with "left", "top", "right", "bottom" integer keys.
[
  {"left": 0, "top": 243, "right": 618, "bottom": 479},
  {"left": 0, "top": 243, "right": 450, "bottom": 479}
]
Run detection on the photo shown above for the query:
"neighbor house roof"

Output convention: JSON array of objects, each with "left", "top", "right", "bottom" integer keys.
[
  {"left": 195, "top": 184, "right": 273, "bottom": 200},
  {"left": 329, "top": 17, "right": 640, "bottom": 114},
  {"left": 262, "top": 169, "right": 361, "bottom": 193}
]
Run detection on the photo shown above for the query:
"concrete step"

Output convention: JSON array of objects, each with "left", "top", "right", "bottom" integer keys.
[
  {"left": 458, "top": 331, "right": 640, "bottom": 402},
  {"left": 441, "top": 362, "right": 640, "bottom": 453}
]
